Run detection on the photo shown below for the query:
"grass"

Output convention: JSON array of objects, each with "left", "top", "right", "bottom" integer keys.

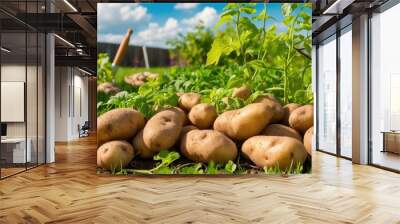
[{"left": 101, "top": 149, "right": 309, "bottom": 176}]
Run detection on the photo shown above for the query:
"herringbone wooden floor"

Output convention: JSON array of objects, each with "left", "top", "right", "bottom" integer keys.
[{"left": 0, "top": 135, "right": 399, "bottom": 224}]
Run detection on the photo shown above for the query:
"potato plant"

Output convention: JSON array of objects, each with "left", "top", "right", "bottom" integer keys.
[{"left": 97, "top": 3, "right": 312, "bottom": 175}]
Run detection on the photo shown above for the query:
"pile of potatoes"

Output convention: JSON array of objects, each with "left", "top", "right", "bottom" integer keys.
[
  {"left": 97, "top": 87, "right": 314, "bottom": 172},
  {"left": 124, "top": 72, "right": 159, "bottom": 87}
]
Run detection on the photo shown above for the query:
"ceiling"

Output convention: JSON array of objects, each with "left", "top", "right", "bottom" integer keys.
[
  {"left": 312, "top": 0, "right": 390, "bottom": 44},
  {"left": 0, "top": 0, "right": 98, "bottom": 74}
]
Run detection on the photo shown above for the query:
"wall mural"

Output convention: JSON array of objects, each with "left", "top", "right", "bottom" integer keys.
[{"left": 96, "top": 3, "right": 313, "bottom": 175}]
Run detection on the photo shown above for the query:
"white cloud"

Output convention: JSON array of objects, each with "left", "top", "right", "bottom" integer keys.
[
  {"left": 182, "top": 7, "right": 219, "bottom": 29},
  {"left": 98, "top": 5, "right": 220, "bottom": 49},
  {"left": 97, "top": 3, "right": 149, "bottom": 32},
  {"left": 131, "top": 18, "right": 182, "bottom": 48},
  {"left": 120, "top": 5, "right": 148, "bottom": 22},
  {"left": 174, "top": 3, "right": 199, "bottom": 10}
]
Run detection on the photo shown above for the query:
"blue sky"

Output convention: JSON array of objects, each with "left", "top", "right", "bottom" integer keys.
[{"left": 97, "top": 3, "right": 306, "bottom": 49}]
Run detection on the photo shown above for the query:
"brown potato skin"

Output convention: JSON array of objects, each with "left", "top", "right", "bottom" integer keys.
[
  {"left": 143, "top": 108, "right": 185, "bottom": 152},
  {"left": 289, "top": 105, "right": 314, "bottom": 134},
  {"left": 178, "top": 92, "right": 201, "bottom": 111},
  {"left": 242, "top": 136, "right": 307, "bottom": 169},
  {"left": 255, "top": 95, "right": 284, "bottom": 123},
  {"left": 303, "top": 126, "right": 313, "bottom": 155},
  {"left": 180, "top": 130, "right": 237, "bottom": 163},
  {"left": 281, "top": 103, "right": 301, "bottom": 126},
  {"left": 132, "top": 130, "right": 154, "bottom": 159},
  {"left": 97, "top": 82, "right": 120, "bottom": 95},
  {"left": 157, "top": 107, "right": 187, "bottom": 125},
  {"left": 214, "top": 103, "right": 273, "bottom": 141},
  {"left": 188, "top": 103, "right": 218, "bottom": 129},
  {"left": 254, "top": 94, "right": 280, "bottom": 104},
  {"left": 180, "top": 125, "right": 198, "bottom": 138},
  {"left": 261, "top": 124, "right": 302, "bottom": 141},
  {"left": 124, "top": 72, "right": 158, "bottom": 87},
  {"left": 97, "top": 140, "right": 135, "bottom": 170},
  {"left": 97, "top": 108, "right": 145, "bottom": 146},
  {"left": 124, "top": 73, "right": 147, "bottom": 87},
  {"left": 232, "top": 86, "right": 252, "bottom": 100}
]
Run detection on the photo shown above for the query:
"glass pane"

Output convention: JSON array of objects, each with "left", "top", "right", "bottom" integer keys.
[
  {"left": 27, "top": 31, "right": 38, "bottom": 169},
  {"left": 38, "top": 33, "right": 45, "bottom": 165},
  {"left": 1, "top": 31, "right": 27, "bottom": 177},
  {"left": 317, "top": 36, "right": 337, "bottom": 154},
  {"left": 371, "top": 4, "right": 400, "bottom": 171},
  {"left": 339, "top": 28, "right": 352, "bottom": 158}
]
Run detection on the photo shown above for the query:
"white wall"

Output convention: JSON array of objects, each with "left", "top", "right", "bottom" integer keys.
[{"left": 54, "top": 67, "right": 89, "bottom": 141}]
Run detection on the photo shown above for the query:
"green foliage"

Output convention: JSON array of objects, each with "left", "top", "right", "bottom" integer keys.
[
  {"left": 206, "top": 3, "right": 312, "bottom": 104},
  {"left": 97, "top": 53, "right": 112, "bottom": 84},
  {"left": 179, "top": 163, "right": 204, "bottom": 174},
  {"left": 167, "top": 24, "right": 214, "bottom": 66}
]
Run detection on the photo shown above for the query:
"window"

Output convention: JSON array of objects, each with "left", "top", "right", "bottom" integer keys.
[
  {"left": 317, "top": 35, "right": 337, "bottom": 154},
  {"left": 339, "top": 27, "right": 352, "bottom": 158},
  {"left": 370, "top": 3, "right": 400, "bottom": 171}
]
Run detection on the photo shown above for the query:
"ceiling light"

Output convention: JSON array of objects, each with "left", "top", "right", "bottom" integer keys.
[
  {"left": 63, "top": 0, "right": 78, "bottom": 12},
  {"left": 323, "top": 0, "right": 354, "bottom": 15},
  {"left": 54, "top": 34, "right": 75, "bottom": 48},
  {"left": 1, "top": 47, "right": 11, "bottom": 53},
  {"left": 78, "top": 67, "right": 93, "bottom": 76}
]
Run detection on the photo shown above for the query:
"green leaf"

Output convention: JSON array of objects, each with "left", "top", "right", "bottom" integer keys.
[
  {"left": 154, "top": 149, "right": 180, "bottom": 165},
  {"left": 215, "top": 14, "right": 233, "bottom": 29},
  {"left": 281, "top": 3, "right": 292, "bottom": 17},
  {"left": 153, "top": 166, "right": 173, "bottom": 174},
  {"left": 206, "top": 36, "right": 235, "bottom": 66},
  {"left": 180, "top": 163, "right": 204, "bottom": 174},
  {"left": 224, "top": 161, "right": 237, "bottom": 174},
  {"left": 206, "top": 38, "right": 223, "bottom": 66},
  {"left": 254, "top": 9, "right": 269, "bottom": 21},
  {"left": 224, "top": 3, "right": 239, "bottom": 10},
  {"left": 220, "top": 9, "right": 237, "bottom": 18},
  {"left": 239, "top": 6, "right": 256, "bottom": 14},
  {"left": 206, "top": 161, "right": 219, "bottom": 174}
]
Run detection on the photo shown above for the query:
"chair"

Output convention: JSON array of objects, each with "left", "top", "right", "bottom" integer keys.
[{"left": 79, "top": 121, "right": 90, "bottom": 138}]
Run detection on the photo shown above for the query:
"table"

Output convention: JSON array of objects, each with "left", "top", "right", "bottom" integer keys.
[
  {"left": 1, "top": 138, "right": 32, "bottom": 164},
  {"left": 381, "top": 131, "right": 400, "bottom": 154}
]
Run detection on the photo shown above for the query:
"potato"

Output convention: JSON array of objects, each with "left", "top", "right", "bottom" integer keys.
[
  {"left": 143, "top": 108, "right": 185, "bottom": 152},
  {"left": 255, "top": 95, "right": 284, "bottom": 123},
  {"left": 255, "top": 94, "right": 280, "bottom": 104},
  {"left": 132, "top": 130, "right": 154, "bottom": 159},
  {"left": 303, "top": 126, "right": 313, "bottom": 155},
  {"left": 157, "top": 107, "right": 187, "bottom": 125},
  {"left": 124, "top": 73, "right": 147, "bottom": 87},
  {"left": 289, "top": 105, "right": 314, "bottom": 133},
  {"left": 181, "top": 130, "right": 237, "bottom": 163},
  {"left": 180, "top": 125, "right": 198, "bottom": 138},
  {"left": 178, "top": 92, "right": 201, "bottom": 111},
  {"left": 282, "top": 103, "right": 301, "bottom": 125},
  {"left": 97, "top": 140, "right": 135, "bottom": 170},
  {"left": 188, "top": 103, "right": 217, "bottom": 129},
  {"left": 97, "top": 82, "right": 120, "bottom": 95},
  {"left": 214, "top": 103, "right": 273, "bottom": 141},
  {"left": 97, "top": 108, "right": 145, "bottom": 146},
  {"left": 261, "top": 124, "right": 302, "bottom": 141},
  {"left": 232, "top": 86, "right": 251, "bottom": 100},
  {"left": 242, "top": 136, "right": 307, "bottom": 169}
]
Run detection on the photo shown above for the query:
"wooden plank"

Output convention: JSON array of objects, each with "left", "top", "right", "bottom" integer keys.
[{"left": 0, "top": 135, "right": 399, "bottom": 223}]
